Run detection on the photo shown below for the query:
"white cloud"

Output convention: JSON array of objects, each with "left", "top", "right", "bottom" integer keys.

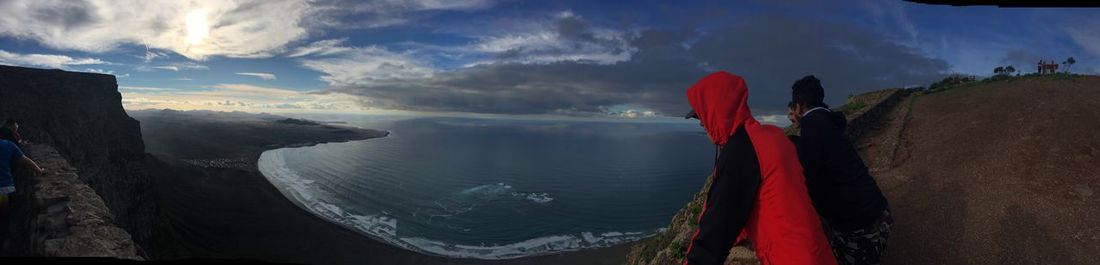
[
  {"left": 0, "top": 0, "right": 313, "bottom": 60},
  {"left": 120, "top": 86, "right": 178, "bottom": 91},
  {"left": 236, "top": 72, "right": 277, "bottom": 80},
  {"left": 83, "top": 68, "right": 114, "bottom": 74},
  {"left": 617, "top": 109, "right": 658, "bottom": 119},
  {"left": 0, "top": 49, "right": 108, "bottom": 69},
  {"left": 139, "top": 50, "right": 170, "bottom": 63},
  {"left": 296, "top": 10, "right": 635, "bottom": 95},
  {"left": 864, "top": 0, "right": 918, "bottom": 47},
  {"left": 148, "top": 62, "right": 208, "bottom": 71},
  {"left": 331, "top": 10, "right": 636, "bottom": 69},
  {"left": 300, "top": 46, "right": 434, "bottom": 87},
  {"left": 756, "top": 114, "right": 791, "bottom": 127},
  {"left": 461, "top": 11, "right": 636, "bottom": 65},
  {"left": 1066, "top": 18, "right": 1100, "bottom": 58},
  {"left": 287, "top": 39, "right": 354, "bottom": 57},
  {"left": 120, "top": 83, "right": 361, "bottom": 113}
]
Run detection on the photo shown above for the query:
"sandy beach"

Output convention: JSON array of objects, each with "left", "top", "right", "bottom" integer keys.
[{"left": 131, "top": 110, "right": 635, "bottom": 264}]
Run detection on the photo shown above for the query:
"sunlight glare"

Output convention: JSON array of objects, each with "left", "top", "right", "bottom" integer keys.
[{"left": 184, "top": 9, "right": 209, "bottom": 45}]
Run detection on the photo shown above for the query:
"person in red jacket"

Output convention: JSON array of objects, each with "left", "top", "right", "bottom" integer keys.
[{"left": 682, "top": 71, "right": 835, "bottom": 265}]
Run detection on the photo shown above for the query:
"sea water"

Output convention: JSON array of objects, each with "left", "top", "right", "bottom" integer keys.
[{"left": 258, "top": 117, "right": 714, "bottom": 259}]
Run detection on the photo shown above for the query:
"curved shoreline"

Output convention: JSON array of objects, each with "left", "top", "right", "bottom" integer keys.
[
  {"left": 132, "top": 110, "right": 636, "bottom": 264},
  {"left": 255, "top": 136, "right": 656, "bottom": 260}
]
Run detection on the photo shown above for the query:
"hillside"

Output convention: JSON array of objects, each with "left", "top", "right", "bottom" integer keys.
[{"left": 627, "top": 74, "right": 1100, "bottom": 264}]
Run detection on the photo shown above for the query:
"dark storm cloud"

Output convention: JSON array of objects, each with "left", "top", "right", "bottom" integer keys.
[
  {"left": 29, "top": 0, "right": 97, "bottom": 30},
  {"left": 999, "top": 48, "right": 1065, "bottom": 72},
  {"left": 334, "top": 13, "right": 949, "bottom": 116},
  {"left": 690, "top": 15, "right": 949, "bottom": 109}
]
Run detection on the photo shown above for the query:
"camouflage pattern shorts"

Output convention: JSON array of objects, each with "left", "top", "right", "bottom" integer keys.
[{"left": 829, "top": 209, "right": 894, "bottom": 265}]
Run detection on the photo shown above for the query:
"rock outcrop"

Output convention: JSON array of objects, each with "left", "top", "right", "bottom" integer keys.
[
  {"left": 21, "top": 145, "right": 141, "bottom": 258},
  {"left": 0, "top": 65, "right": 156, "bottom": 257}
]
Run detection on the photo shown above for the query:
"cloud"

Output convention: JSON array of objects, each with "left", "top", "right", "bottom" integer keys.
[
  {"left": 148, "top": 62, "right": 208, "bottom": 71},
  {"left": 287, "top": 38, "right": 354, "bottom": 57},
  {"left": 236, "top": 72, "right": 277, "bottom": 80},
  {"left": 0, "top": 0, "right": 314, "bottom": 60},
  {"left": 139, "top": 50, "right": 170, "bottom": 63},
  {"left": 308, "top": 14, "right": 947, "bottom": 117},
  {"left": 309, "top": 0, "right": 493, "bottom": 29},
  {"left": 120, "top": 83, "right": 361, "bottom": 112},
  {"left": 300, "top": 46, "right": 434, "bottom": 86},
  {"left": 864, "top": 0, "right": 918, "bottom": 46},
  {"left": 999, "top": 48, "right": 1045, "bottom": 68},
  {"left": 1065, "top": 17, "right": 1100, "bottom": 58},
  {"left": 0, "top": 49, "right": 108, "bottom": 69},
  {"left": 120, "top": 86, "right": 178, "bottom": 91},
  {"left": 83, "top": 68, "right": 114, "bottom": 75},
  {"left": 456, "top": 10, "right": 636, "bottom": 66}
]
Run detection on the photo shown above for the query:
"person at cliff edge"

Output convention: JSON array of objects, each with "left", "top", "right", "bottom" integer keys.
[
  {"left": 0, "top": 119, "right": 26, "bottom": 149},
  {"left": 681, "top": 71, "right": 835, "bottom": 265},
  {"left": 788, "top": 75, "right": 893, "bottom": 265},
  {"left": 0, "top": 139, "right": 45, "bottom": 213}
]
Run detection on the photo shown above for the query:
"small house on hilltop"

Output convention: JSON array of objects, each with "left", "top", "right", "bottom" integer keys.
[{"left": 1037, "top": 60, "right": 1059, "bottom": 74}]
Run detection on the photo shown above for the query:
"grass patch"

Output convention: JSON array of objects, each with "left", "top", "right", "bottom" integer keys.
[{"left": 836, "top": 101, "right": 867, "bottom": 116}]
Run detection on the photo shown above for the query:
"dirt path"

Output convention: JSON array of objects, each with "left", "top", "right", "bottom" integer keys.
[{"left": 856, "top": 76, "right": 1100, "bottom": 264}]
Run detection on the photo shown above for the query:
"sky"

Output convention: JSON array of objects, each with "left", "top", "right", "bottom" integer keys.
[{"left": 0, "top": 0, "right": 1097, "bottom": 124}]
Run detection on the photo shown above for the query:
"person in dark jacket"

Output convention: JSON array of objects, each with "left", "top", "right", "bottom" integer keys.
[
  {"left": 682, "top": 71, "right": 835, "bottom": 265},
  {"left": 789, "top": 75, "right": 893, "bottom": 265},
  {"left": 0, "top": 119, "right": 25, "bottom": 149}
]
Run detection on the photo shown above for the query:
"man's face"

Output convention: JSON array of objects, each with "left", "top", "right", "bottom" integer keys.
[
  {"left": 698, "top": 120, "right": 718, "bottom": 142},
  {"left": 787, "top": 104, "right": 800, "bottom": 127}
]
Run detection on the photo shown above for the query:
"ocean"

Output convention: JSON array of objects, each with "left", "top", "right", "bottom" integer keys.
[{"left": 258, "top": 117, "right": 715, "bottom": 259}]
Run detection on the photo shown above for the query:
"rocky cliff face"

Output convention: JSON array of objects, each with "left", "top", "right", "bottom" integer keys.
[{"left": 0, "top": 65, "right": 156, "bottom": 257}]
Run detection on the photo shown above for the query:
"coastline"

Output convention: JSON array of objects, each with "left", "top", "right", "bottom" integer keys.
[{"left": 132, "top": 110, "right": 635, "bottom": 264}]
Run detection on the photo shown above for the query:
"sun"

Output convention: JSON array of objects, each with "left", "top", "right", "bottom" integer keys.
[{"left": 184, "top": 9, "right": 209, "bottom": 45}]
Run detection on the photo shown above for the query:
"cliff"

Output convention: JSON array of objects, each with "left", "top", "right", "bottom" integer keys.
[
  {"left": 0, "top": 65, "right": 157, "bottom": 257},
  {"left": 5, "top": 145, "right": 142, "bottom": 258},
  {"left": 626, "top": 88, "right": 911, "bottom": 265}
]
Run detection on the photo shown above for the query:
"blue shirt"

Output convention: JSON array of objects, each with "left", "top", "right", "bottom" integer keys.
[{"left": 0, "top": 140, "right": 24, "bottom": 187}]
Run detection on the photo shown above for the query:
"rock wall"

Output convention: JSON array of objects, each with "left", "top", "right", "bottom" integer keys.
[
  {"left": 0, "top": 65, "right": 155, "bottom": 257},
  {"left": 4, "top": 145, "right": 142, "bottom": 258},
  {"left": 844, "top": 89, "right": 908, "bottom": 141}
]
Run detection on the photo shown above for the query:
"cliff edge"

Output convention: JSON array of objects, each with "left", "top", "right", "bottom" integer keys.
[{"left": 0, "top": 65, "right": 157, "bottom": 257}]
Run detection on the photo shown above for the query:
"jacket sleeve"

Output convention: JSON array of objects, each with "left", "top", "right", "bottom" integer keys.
[
  {"left": 797, "top": 115, "right": 827, "bottom": 183},
  {"left": 683, "top": 127, "right": 761, "bottom": 265}
]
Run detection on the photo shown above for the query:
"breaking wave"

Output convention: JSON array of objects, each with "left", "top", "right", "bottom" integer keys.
[{"left": 259, "top": 148, "right": 652, "bottom": 259}]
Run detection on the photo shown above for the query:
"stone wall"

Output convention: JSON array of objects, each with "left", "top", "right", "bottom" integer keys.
[
  {"left": 3, "top": 144, "right": 141, "bottom": 259},
  {"left": 844, "top": 88, "right": 909, "bottom": 140}
]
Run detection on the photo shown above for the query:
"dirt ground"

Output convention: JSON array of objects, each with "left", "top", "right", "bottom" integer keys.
[{"left": 855, "top": 76, "right": 1100, "bottom": 264}]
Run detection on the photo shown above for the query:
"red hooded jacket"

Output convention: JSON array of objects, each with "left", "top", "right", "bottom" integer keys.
[{"left": 682, "top": 71, "right": 835, "bottom": 265}]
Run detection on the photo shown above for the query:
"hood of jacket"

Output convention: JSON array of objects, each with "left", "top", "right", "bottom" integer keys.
[
  {"left": 804, "top": 106, "right": 848, "bottom": 133},
  {"left": 686, "top": 71, "right": 754, "bottom": 146}
]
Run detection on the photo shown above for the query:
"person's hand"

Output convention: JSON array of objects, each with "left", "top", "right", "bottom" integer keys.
[{"left": 34, "top": 167, "right": 46, "bottom": 176}]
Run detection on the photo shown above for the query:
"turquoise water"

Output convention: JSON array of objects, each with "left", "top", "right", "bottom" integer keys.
[{"left": 258, "top": 117, "right": 714, "bottom": 259}]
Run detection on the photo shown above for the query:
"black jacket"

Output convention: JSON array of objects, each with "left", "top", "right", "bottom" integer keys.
[
  {"left": 684, "top": 126, "right": 760, "bottom": 265},
  {"left": 796, "top": 108, "right": 888, "bottom": 233}
]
